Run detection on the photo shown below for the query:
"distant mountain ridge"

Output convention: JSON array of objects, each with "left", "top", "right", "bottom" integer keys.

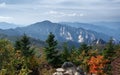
[
  {"left": 93, "top": 22, "right": 120, "bottom": 29},
  {"left": 0, "top": 22, "right": 21, "bottom": 29},
  {"left": 0, "top": 20, "right": 110, "bottom": 45}
]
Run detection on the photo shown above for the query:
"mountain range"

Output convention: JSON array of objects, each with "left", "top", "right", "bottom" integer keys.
[
  {"left": 0, "top": 22, "right": 22, "bottom": 29},
  {"left": 0, "top": 20, "right": 119, "bottom": 45},
  {"left": 60, "top": 22, "right": 120, "bottom": 40}
]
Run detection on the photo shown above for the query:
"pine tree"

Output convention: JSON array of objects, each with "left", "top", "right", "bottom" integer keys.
[
  {"left": 61, "top": 42, "right": 70, "bottom": 62},
  {"left": 79, "top": 43, "right": 90, "bottom": 54},
  {"left": 14, "top": 34, "right": 36, "bottom": 75},
  {"left": 15, "top": 34, "right": 33, "bottom": 57},
  {"left": 15, "top": 39, "right": 22, "bottom": 50},
  {"left": 103, "top": 38, "right": 115, "bottom": 60},
  {"left": 103, "top": 38, "right": 115, "bottom": 75},
  {"left": 69, "top": 46, "right": 80, "bottom": 65},
  {"left": 78, "top": 43, "right": 92, "bottom": 73},
  {"left": 44, "top": 32, "right": 61, "bottom": 67}
]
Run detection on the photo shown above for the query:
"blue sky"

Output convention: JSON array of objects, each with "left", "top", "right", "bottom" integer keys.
[{"left": 0, "top": 0, "right": 120, "bottom": 25}]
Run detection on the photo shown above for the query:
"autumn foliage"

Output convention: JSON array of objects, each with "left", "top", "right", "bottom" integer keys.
[
  {"left": 88, "top": 55, "right": 108, "bottom": 75},
  {"left": 0, "top": 33, "right": 120, "bottom": 75}
]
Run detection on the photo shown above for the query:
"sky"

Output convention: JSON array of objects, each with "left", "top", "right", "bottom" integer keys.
[{"left": 0, "top": 0, "right": 120, "bottom": 25}]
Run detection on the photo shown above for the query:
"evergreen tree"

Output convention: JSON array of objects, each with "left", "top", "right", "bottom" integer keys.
[
  {"left": 103, "top": 38, "right": 115, "bottom": 60},
  {"left": 78, "top": 43, "right": 92, "bottom": 72},
  {"left": 115, "top": 44, "right": 120, "bottom": 58},
  {"left": 103, "top": 38, "right": 115, "bottom": 75},
  {"left": 14, "top": 34, "right": 36, "bottom": 74},
  {"left": 44, "top": 32, "right": 61, "bottom": 67},
  {"left": 61, "top": 42, "right": 70, "bottom": 62},
  {"left": 79, "top": 43, "right": 91, "bottom": 55},
  {"left": 15, "top": 39, "right": 21, "bottom": 50},
  {"left": 15, "top": 34, "right": 33, "bottom": 57},
  {"left": 69, "top": 46, "right": 80, "bottom": 65}
]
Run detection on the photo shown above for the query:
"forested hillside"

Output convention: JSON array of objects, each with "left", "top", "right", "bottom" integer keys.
[{"left": 0, "top": 33, "right": 120, "bottom": 75}]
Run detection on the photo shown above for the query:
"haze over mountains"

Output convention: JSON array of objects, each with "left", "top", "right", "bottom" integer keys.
[
  {"left": 0, "top": 22, "right": 22, "bottom": 29},
  {"left": 0, "top": 20, "right": 119, "bottom": 45}
]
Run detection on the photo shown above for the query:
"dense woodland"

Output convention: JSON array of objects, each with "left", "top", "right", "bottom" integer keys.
[{"left": 0, "top": 33, "right": 120, "bottom": 75}]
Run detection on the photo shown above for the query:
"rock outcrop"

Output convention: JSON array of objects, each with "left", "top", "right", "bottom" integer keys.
[{"left": 53, "top": 62, "right": 85, "bottom": 75}]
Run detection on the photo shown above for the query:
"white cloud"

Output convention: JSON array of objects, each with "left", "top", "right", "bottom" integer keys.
[
  {"left": 0, "top": 2, "right": 6, "bottom": 8},
  {"left": 0, "top": 16, "right": 12, "bottom": 19},
  {"left": 0, "top": 16, "right": 13, "bottom": 22},
  {"left": 47, "top": 10, "right": 84, "bottom": 17},
  {"left": 49, "top": 11, "right": 58, "bottom": 14},
  {"left": 0, "top": 0, "right": 119, "bottom": 24}
]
